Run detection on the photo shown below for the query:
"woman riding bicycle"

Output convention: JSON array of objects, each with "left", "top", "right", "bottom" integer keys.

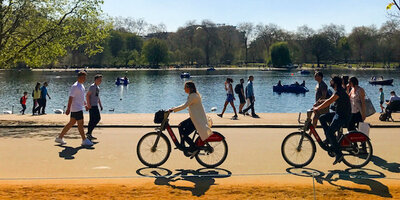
[
  {"left": 313, "top": 76, "right": 351, "bottom": 165},
  {"left": 169, "top": 81, "right": 212, "bottom": 155}
]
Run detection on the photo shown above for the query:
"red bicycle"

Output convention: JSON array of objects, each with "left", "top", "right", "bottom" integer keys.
[
  {"left": 281, "top": 111, "right": 373, "bottom": 168},
  {"left": 137, "top": 111, "right": 228, "bottom": 168}
]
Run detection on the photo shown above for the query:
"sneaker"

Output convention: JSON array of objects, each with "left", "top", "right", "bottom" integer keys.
[
  {"left": 55, "top": 137, "right": 66, "bottom": 145},
  {"left": 238, "top": 111, "right": 243, "bottom": 114},
  {"left": 82, "top": 138, "right": 94, "bottom": 146},
  {"left": 86, "top": 134, "right": 97, "bottom": 140},
  {"left": 217, "top": 114, "right": 223, "bottom": 118},
  {"left": 333, "top": 155, "right": 344, "bottom": 165},
  {"left": 231, "top": 115, "right": 238, "bottom": 120},
  {"left": 245, "top": 112, "right": 250, "bottom": 116},
  {"left": 251, "top": 114, "right": 260, "bottom": 118}
]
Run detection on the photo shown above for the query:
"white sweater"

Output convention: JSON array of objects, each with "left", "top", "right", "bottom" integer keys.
[{"left": 172, "top": 93, "right": 212, "bottom": 141}]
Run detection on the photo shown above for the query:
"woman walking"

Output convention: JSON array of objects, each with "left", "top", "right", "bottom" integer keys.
[
  {"left": 169, "top": 81, "right": 212, "bottom": 156},
  {"left": 217, "top": 78, "right": 238, "bottom": 120},
  {"left": 32, "top": 82, "right": 41, "bottom": 115},
  {"left": 347, "top": 77, "right": 366, "bottom": 131}
]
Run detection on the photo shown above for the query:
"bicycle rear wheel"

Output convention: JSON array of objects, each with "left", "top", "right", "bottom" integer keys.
[
  {"left": 341, "top": 140, "right": 373, "bottom": 168},
  {"left": 195, "top": 138, "right": 228, "bottom": 168},
  {"left": 137, "top": 132, "right": 171, "bottom": 167},
  {"left": 281, "top": 132, "right": 316, "bottom": 168}
]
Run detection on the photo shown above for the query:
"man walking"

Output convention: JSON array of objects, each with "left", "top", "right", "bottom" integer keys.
[
  {"left": 313, "top": 71, "right": 329, "bottom": 127},
  {"left": 39, "top": 82, "right": 51, "bottom": 115},
  {"left": 55, "top": 71, "right": 93, "bottom": 146},
  {"left": 86, "top": 74, "right": 103, "bottom": 140},
  {"left": 242, "top": 76, "right": 259, "bottom": 118}
]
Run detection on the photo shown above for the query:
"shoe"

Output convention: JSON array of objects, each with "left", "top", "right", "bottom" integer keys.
[
  {"left": 251, "top": 114, "right": 260, "bottom": 118},
  {"left": 238, "top": 111, "right": 243, "bottom": 114},
  {"left": 231, "top": 115, "right": 238, "bottom": 120},
  {"left": 332, "top": 155, "right": 344, "bottom": 165},
  {"left": 245, "top": 113, "right": 250, "bottom": 116},
  {"left": 55, "top": 137, "right": 66, "bottom": 145},
  {"left": 217, "top": 114, "right": 223, "bottom": 118},
  {"left": 82, "top": 138, "right": 94, "bottom": 146},
  {"left": 86, "top": 134, "right": 97, "bottom": 140}
]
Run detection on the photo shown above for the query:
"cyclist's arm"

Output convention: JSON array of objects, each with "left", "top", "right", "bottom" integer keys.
[
  {"left": 314, "top": 94, "right": 338, "bottom": 111},
  {"left": 171, "top": 94, "right": 194, "bottom": 112}
]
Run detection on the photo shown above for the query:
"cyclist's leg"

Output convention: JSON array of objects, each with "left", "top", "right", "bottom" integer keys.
[
  {"left": 178, "top": 118, "right": 196, "bottom": 148},
  {"left": 325, "top": 114, "right": 347, "bottom": 158},
  {"left": 319, "top": 112, "right": 334, "bottom": 134}
]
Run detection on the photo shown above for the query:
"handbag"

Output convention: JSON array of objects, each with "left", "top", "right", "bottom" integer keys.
[
  {"left": 358, "top": 122, "right": 370, "bottom": 137},
  {"left": 364, "top": 96, "right": 376, "bottom": 117}
]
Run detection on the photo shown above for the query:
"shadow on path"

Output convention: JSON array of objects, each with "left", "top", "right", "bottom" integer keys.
[
  {"left": 287, "top": 167, "right": 392, "bottom": 198},
  {"left": 371, "top": 155, "right": 400, "bottom": 173},
  {"left": 136, "top": 167, "right": 231, "bottom": 197},
  {"left": 56, "top": 142, "right": 97, "bottom": 160}
]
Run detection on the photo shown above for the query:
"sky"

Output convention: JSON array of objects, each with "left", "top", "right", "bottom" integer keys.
[{"left": 102, "top": 0, "right": 394, "bottom": 33}]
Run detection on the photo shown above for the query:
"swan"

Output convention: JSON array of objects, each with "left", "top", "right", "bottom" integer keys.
[
  {"left": 54, "top": 106, "right": 66, "bottom": 114},
  {"left": 211, "top": 107, "right": 217, "bottom": 112},
  {"left": 3, "top": 105, "right": 14, "bottom": 114}
]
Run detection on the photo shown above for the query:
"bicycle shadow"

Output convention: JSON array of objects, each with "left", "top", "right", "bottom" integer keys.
[
  {"left": 286, "top": 167, "right": 392, "bottom": 198},
  {"left": 56, "top": 142, "right": 97, "bottom": 160},
  {"left": 371, "top": 155, "right": 400, "bottom": 173},
  {"left": 136, "top": 167, "right": 231, "bottom": 197}
]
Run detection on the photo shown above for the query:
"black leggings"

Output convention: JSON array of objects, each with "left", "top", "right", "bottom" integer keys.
[
  {"left": 348, "top": 112, "right": 363, "bottom": 131},
  {"left": 178, "top": 118, "right": 196, "bottom": 147}
]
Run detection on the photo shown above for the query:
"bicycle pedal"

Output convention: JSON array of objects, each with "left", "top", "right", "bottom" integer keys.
[{"left": 189, "top": 150, "right": 199, "bottom": 159}]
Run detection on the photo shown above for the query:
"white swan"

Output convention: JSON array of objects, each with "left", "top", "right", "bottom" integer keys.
[
  {"left": 54, "top": 106, "right": 66, "bottom": 114},
  {"left": 3, "top": 110, "right": 12, "bottom": 114},
  {"left": 211, "top": 107, "right": 217, "bottom": 112}
]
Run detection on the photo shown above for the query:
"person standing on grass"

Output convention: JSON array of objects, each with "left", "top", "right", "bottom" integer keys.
[
  {"left": 86, "top": 74, "right": 103, "bottom": 140},
  {"left": 32, "top": 82, "right": 41, "bottom": 115},
  {"left": 39, "top": 82, "right": 51, "bottom": 115},
  {"left": 235, "top": 78, "right": 246, "bottom": 114},
  {"left": 242, "top": 76, "right": 259, "bottom": 118},
  {"left": 20, "top": 92, "right": 28, "bottom": 115},
  {"left": 55, "top": 71, "right": 93, "bottom": 146},
  {"left": 217, "top": 78, "right": 238, "bottom": 120}
]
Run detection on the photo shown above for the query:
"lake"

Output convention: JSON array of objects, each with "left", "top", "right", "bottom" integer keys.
[{"left": 0, "top": 69, "right": 399, "bottom": 114}]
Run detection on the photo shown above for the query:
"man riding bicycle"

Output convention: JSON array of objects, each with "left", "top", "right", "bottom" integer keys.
[{"left": 313, "top": 76, "right": 351, "bottom": 165}]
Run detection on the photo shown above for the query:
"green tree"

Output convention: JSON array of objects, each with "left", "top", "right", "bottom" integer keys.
[
  {"left": 143, "top": 38, "right": 168, "bottom": 66},
  {"left": 338, "top": 37, "right": 351, "bottom": 63},
  {"left": 0, "top": 0, "right": 110, "bottom": 68},
  {"left": 270, "top": 42, "right": 291, "bottom": 67},
  {"left": 310, "top": 34, "right": 334, "bottom": 67}
]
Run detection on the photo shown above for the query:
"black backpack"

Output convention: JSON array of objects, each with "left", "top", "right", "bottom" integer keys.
[
  {"left": 379, "top": 112, "right": 388, "bottom": 121},
  {"left": 234, "top": 84, "right": 241, "bottom": 94}
]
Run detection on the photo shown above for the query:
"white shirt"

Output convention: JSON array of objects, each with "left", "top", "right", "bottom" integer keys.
[{"left": 69, "top": 81, "right": 85, "bottom": 112}]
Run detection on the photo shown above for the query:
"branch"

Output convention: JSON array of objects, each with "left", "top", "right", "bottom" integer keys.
[{"left": 5, "top": 0, "right": 82, "bottom": 64}]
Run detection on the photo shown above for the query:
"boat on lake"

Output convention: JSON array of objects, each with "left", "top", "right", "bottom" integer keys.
[
  {"left": 206, "top": 67, "right": 216, "bottom": 71},
  {"left": 180, "top": 72, "right": 190, "bottom": 78},
  {"left": 369, "top": 77, "right": 393, "bottom": 85},
  {"left": 273, "top": 84, "right": 309, "bottom": 94},
  {"left": 299, "top": 70, "right": 311, "bottom": 75}
]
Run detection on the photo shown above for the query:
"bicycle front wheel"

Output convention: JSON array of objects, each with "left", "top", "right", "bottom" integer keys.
[
  {"left": 137, "top": 132, "right": 171, "bottom": 167},
  {"left": 281, "top": 132, "right": 316, "bottom": 168},
  {"left": 195, "top": 138, "right": 228, "bottom": 168}
]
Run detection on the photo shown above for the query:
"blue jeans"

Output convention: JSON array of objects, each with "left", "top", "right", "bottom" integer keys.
[{"left": 319, "top": 112, "right": 350, "bottom": 157}]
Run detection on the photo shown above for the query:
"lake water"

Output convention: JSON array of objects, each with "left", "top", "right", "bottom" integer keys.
[{"left": 0, "top": 69, "right": 399, "bottom": 114}]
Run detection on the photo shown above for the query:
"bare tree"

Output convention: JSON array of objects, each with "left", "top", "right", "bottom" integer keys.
[{"left": 238, "top": 22, "right": 254, "bottom": 64}]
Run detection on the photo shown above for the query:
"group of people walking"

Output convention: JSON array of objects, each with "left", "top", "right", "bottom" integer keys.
[
  {"left": 20, "top": 82, "right": 51, "bottom": 115},
  {"left": 217, "top": 76, "right": 258, "bottom": 120},
  {"left": 55, "top": 71, "right": 103, "bottom": 147}
]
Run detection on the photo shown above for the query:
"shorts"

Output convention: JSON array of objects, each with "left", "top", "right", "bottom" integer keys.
[
  {"left": 380, "top": 101, "right": 384, "bottom": 105},
  {"left": 238, "top": 94, "right": 246, "bottom": 104},
  {"left": 226, "top": 94, "right": 234, "bottom": 102},
  {"left": 71, "top": 111, "right": 84, "bottom": 121}
]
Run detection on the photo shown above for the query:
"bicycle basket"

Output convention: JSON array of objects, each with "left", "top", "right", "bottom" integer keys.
[{"left": 154, "top": 110, "right": 165, "bottom": 124}]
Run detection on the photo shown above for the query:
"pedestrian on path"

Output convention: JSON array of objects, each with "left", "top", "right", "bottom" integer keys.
[
  {"left": 39, "top": 82, "right": 51, "bottom": 115},
  {"left": 218, "top": 78, "right": 238, "bottom": 120},
  {"left": 379, "top": 88, "right": 384, "bottom": 113},
  {"left": 32, "top": 82, "right": 41, "bottom": 115},
  {"left": 235, "top": 78, "right": 246, "bottom": 114},
  {"left": 86, "top": 74, "right": 103, "bottom": 140},
  {"left": 242, "top": 76, "right": 258, "bottom": 118},
  {"left": 55, "top": 71, "right": 93, "bottom": 146},
  {"left": 20, "top": 92, "right": 28, "bottom": 115}
]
